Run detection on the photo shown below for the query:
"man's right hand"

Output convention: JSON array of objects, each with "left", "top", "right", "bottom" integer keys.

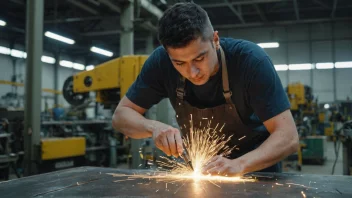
[{"left": 152, "top": 122, "right": 184, "bottom": 157}]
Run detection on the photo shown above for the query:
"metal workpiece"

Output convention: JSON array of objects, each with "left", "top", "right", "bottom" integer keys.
[{"left": 1, "top": 166, "right": 352, "bottom": 197}]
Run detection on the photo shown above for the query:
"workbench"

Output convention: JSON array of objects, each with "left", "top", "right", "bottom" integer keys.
[{"left": 0, "top": 166, "right": 351, "bottom": 197}]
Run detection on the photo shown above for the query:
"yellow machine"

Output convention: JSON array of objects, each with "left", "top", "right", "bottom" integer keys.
[
  {"left": 287, "top": 82, "right": 316, "bottom": 114},
  {"left": 63, "top": 55, "right": 148, "bottom": 107},
  {"left": 41, "top": 137, "right": 86, "bottom": 160}
]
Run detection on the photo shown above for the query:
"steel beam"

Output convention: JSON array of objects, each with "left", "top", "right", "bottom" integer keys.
[
  {"left": 213, "top": 17, "right": 352, "bottom": 29},
  {"left": 66, "top": 0, "right": 99, "bottom": 15},
  {"left": 44, "top": 16, "right": 118, "bottom": 24},
  {"left": 253, "top": 4, "right": 267, "bottom": 22},
  {"left": 331, "top": 0, "right": 338, "bottom": 18},
  {"left": 224, "top": 0, "right": 245, "bottom": 24},
  {"left": 313, "top": 0, "right": 330, "bottom": 9},
  {"left": 99, "top": 0, "right": 121, "bottom": 13},
  {"left": 293, "top": 0, "right": 300, "bottom": 20},
  {"left": 200, "top": 0, "right": 289, "bottom": 8},
  {"left": 81, "top": 30, "right": 122, "bottom": 36},
  {"left": 24, "top": 0, "right": 44, "bottom": 176}
]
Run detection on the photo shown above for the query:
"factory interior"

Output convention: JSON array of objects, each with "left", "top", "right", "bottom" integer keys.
[{"left": 0, "top": 0, "right": 352, "bottom": 197}]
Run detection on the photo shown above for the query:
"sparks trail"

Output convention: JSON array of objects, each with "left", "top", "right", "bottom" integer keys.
[{"left": 157, "top": 116, "right": 235, "bottom": 176}]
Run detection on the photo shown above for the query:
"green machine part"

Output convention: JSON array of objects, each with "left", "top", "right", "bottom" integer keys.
[{"left": 301, "top": 136, "right": 327, "bottom": 165}]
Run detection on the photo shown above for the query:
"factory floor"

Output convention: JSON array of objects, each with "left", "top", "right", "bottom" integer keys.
[{"left": 287, "top": 139, "right": 343, "bottom": 175}]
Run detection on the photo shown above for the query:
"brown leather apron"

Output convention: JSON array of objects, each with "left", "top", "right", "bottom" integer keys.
[{"left": 172, "top": 46, "right": 280, "bottom": 172}]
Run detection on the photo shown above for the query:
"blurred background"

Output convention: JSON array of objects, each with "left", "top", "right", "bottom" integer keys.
[{"left": 0, "top": 0, "right": 351, "bottom": 181}]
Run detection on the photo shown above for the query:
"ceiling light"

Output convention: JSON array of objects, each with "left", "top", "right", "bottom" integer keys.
[
  {"left": 86, "top": 65, "right": 95, "bottom": 71},
  {"left": 11, "top": 49, "right": 26, "bottom": 58},
  {"left": 90, "top": 46, "right": 113, "bottom": 57},
  {"left": 0, "top": 20, "right": 6, "bottom": 26},
  {"left": 73, "top": 63, "right": 85, "bottom": 70},
  {"left": 335, "top": 61, "right": 352, "bottom": 68},
  {"left": 45, "top": 31, "right": 75, "bottom": 45},
  {"left": 316, "top": 63, "right": 334, "bottom": 69},
  {"left": 274, "top": 64, "right": 288, "bottom": 71},
  {"left": 41, "top": 56, "right": 56, "bottom": 64},
  {"left": 0, "top": 46, "right": 11, "bottom": 55},
  {"left": 257, "top": 42, "right": 279, "bottom": 48},
  {"left": 324, "top": 104, "right": 330, "bottom": 109},
  {"left": 288, "top": 64, "right": 312, "bottom": 70},
  {"left": 60, "top": 60, "right": 73, "bottom": 68}
]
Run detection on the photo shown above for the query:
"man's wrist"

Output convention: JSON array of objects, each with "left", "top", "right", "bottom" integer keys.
[{"left": 233, "top": 157, "right": 248, "bottom": 174}]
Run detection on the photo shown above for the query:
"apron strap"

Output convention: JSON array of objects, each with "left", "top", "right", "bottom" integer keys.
[
  {"left": 176, "top": 76, "right": 186, "bottom": 101},
  {"left": 219, "top": 46, "right": 233, "bottom": 104}
]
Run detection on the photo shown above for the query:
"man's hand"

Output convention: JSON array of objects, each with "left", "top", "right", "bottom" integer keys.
[
  {"left": 152, "top": 122, "right": 184, "bottom": 157},
  {"left": 201, "top": 155, "right": 244, "bottom": 177}
]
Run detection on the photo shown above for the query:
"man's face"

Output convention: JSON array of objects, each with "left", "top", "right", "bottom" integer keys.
[{"left": 166, "top": 33, "right": 220, "bottom": 85}]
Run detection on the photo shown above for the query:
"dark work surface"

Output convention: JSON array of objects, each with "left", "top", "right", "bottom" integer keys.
[{"left": 1, "top": 166, "right": 352, "bottom": 198}]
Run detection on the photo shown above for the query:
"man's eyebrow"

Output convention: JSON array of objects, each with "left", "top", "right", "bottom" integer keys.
[{"left": 171, "top": 50, "right": 208, "bottom": 62}]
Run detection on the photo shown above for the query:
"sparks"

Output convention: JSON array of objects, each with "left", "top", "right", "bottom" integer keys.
[{"left": 157, "top": 118, "right": 236, "bottom": 176}]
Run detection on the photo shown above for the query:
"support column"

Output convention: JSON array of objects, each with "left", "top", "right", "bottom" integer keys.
[
  {"left": 146, "top": 32, "right": 154, "bottom": 54},
  {"left": 54, "top": 51, "right": 59, "bottom": 106},
  {"left": 24, "top": 0, "right": 44, "bottom": 176},
  {"left": 120, "top": 1, "right": 141, "bottom": 169},
  {"left": 285, "top": 27, "right": 290, "bottom": 85},
  {"left": 332, "top": 22, "right": 337, "bottom": 102},
  {"left": 120, "top": 1, "right": 134, "bottom": 56},
  {"left": 309, "top": 24, "right": 314, "bottom": 89}
]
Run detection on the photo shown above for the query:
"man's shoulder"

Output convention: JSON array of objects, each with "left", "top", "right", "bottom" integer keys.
[{"left": 221, "top": 38, "right": 269, "bottom": 61}]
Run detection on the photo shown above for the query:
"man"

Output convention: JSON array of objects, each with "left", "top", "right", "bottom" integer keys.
[{"left": 112, "top": 2, "right": 298, "bottom": 176}]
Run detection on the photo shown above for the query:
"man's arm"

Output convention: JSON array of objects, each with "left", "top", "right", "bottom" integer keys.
[
  {"left": 113, "top": 96, "right": 184, "bottom": 157},
  {"left": 235, "top": 109, "right": 299, "bottom": 173},
  {"left": 202, "top": 109, "right": 298, "bottom": 176}
]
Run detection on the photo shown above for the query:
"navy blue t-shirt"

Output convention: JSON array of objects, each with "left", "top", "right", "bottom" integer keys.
[{"left": 126, "top": 38, "right": 290, "bottom": 132}]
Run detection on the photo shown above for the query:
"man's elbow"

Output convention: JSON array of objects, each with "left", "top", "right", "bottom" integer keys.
[
  {"left": 288, "top": 129, "right": 299, "bottom": 154},
  {"left": 112, "top": 107, "right": 123, "bottom": 132}
]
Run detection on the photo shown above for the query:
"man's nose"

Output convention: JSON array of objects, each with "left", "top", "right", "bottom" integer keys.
[{"left": 190, "top": 65, "right": 199, "bottom": 78}]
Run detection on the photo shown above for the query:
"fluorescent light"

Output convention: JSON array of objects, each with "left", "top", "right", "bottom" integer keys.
[
  {"left": 60, "top": 60, "right": 73, "bottom": 68},
  {"left": 11, "top": 49, "right": 26, "bottom": 58},
  {"left": 289, "top": 64, "right": 312, "bottom": 70},
  {"left": 0, "top": 20, "right": 6, "bottom": 26},
  {"left": 324, "top": 104, "right": 330, "bottom": 109},
  {"left": 90, "top": 46, "right": 113, "bottom": 57},
  {"left": 0, "top": 46, "right": 11, "bottom": 55},
  {"left": 274, "top": 64, "right": 288, "bottom": 71},
  {"left": 45, "top": 31, "right": 75, "bottom": 45},
  {"left": 86, "top": 65, "right": 95, "bottom": 71},
  {"left": 41, "top": 56, "right": 56, "bottom": 64},
  {"left": 335, "top": 61, "right": 352, "bottom": 68},
  {"left": 316, "top": 62, "right": 334, "bottom": 69},
  {"left": 257, "top": 42, "right": 279, "bottom": 48},
  {"left": 73, "top": 63, "right": 85, "bottom": 70}
]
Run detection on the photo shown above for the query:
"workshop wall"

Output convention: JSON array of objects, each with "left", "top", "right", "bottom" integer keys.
[
  {"left": 225, "top": 21, "right": 352, "bottom": 102},
  {"left": 0, "top": 21, "right": 351, "bottom": 111}
]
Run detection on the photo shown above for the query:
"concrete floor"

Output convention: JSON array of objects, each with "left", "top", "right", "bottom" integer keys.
[{"left": 287, "top": 139, "right": 344, "bottom": 175}]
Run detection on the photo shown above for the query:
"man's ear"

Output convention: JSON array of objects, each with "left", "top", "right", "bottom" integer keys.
[{"left": 213, "top": 30, "right": 220, "bottom": 49}]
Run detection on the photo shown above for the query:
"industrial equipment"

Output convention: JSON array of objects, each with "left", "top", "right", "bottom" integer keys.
[
  {"left": 62, "top": 55, "right": 148, "bottom": 108},
  {"left": 286, "top": 83, "right": 326, "bottom": 165}
]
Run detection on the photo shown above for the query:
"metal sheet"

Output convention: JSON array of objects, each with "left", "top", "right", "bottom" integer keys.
[{"left": 0, "top": 166, "right": 351, "bottom": 197}]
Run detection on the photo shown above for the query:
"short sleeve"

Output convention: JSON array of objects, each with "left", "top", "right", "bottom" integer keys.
[
  {"left": 125, "top": 49, "right": 168, "bottom": 109},
  {"left": 247, "top": 56, "right": 291, "bottom": 122}
]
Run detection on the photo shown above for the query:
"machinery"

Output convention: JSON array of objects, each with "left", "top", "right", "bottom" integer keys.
[
  {"left": 286, "top": 83, "right": 326, "bottom": 166},
  {"left": 62, "top": 55, "right": 148, "bottom": 108}
]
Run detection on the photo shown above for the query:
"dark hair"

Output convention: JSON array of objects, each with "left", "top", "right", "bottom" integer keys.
[{"left": 157, "top": 2, "right": 214, "bottom": 49}]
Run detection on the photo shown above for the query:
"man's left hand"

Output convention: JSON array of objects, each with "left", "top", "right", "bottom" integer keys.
[{"left": 201, "top": 155, "right": 244, "bottom": 177}]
